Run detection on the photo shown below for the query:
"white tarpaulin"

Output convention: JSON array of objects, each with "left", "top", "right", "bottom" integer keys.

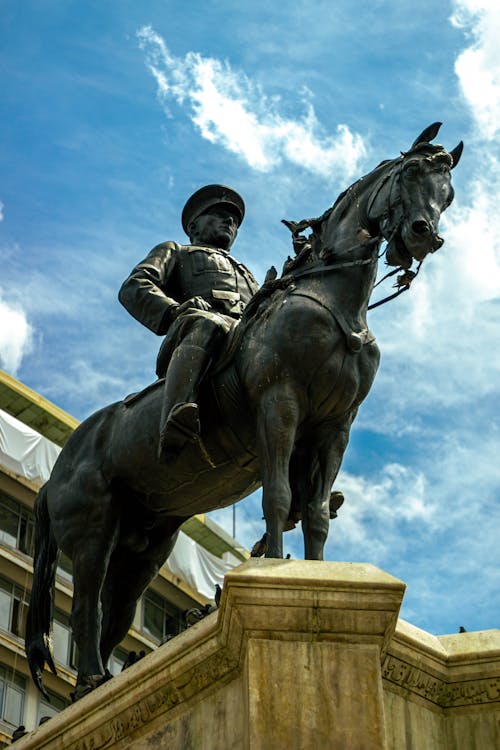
[
  {"left": 0, "top": 408, "right": 238, "bottom": 596},
  {"left": 167, "top": 530, "right": 234, "bottom": 599},
  {"left": 0, "top": 408, "right": 61, "bottom": 483}
]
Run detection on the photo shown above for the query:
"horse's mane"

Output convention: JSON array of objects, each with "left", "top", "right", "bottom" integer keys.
[
  {"left": 279, "top": 157, "right": 397, "bottom": 272},
  {"left": 237, "top": 159, "right": 397, "bottom": 330}
]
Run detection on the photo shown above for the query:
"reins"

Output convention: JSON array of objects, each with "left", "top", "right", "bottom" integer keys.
[
  {"left": 282, "top": 249, "right": 422, "bottom": 311},
  {"left": 281, "top": 218, "right": 423, "bottom": 313},
  {"left": 279, "top": 155, "right": 424, "bottom": 312},
  {"left": 368, "top": 261, "right": 422, "bottom": 310},
  {"left": 277, "top": 144, "right": 453, "bottom": 315},
  {"left": 287, "top": 255, "right": 375, "bottom": 280}
]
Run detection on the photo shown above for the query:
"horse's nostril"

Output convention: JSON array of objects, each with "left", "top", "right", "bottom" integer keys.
[{"left": 412, "top": 220, "right": 430, "bottom": 235}]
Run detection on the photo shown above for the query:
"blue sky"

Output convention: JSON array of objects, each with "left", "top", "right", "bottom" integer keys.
[{"left": 1, "top": 0, "right": 499, "bottom": 636}]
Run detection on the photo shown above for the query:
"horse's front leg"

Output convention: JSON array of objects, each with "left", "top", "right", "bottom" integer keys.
[
  {"left": 256, "top": 386, "right": 299, "bottom": 558},
  {"left": 300, "top": 409, "right": 357, "bottom": 560}
]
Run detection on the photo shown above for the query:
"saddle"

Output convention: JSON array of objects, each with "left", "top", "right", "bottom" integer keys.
[{"left": 122, "top": 322, "right": 245, "bottom": 409}]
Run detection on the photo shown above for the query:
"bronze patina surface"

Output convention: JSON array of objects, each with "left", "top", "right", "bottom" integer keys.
[{"left": 25, "top": 125, "right": 462, "bottom": 698}]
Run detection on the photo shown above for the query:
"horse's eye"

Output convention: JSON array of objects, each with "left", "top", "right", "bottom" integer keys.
[{"left": 404, "top": 163, "right": 420, "bottom": 177}]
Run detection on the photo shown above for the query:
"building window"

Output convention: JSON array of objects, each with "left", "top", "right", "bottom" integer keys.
[
  {"left": 108, "top": 647, "right": 129, "bottom": 677},
  {"left": 0, "top": 666, "right": 25, "bottom": 727},
  {"left": 0, "top": 577, "right": 29, "bottom": 639},
  {"left": 0, "top": 493, "right": 34, "bottom": 556},
  {"left": 52, "top": 610, "right": 77, "bottom": 669},
  {"left": 142, "top": 589, "right": 184, "bottom": 642},
  {"left": 56, "top": 552, "right": 73, "bottom": 582},
  {"left": 37, "top": 689, "right": 69, "bottom": 723}
]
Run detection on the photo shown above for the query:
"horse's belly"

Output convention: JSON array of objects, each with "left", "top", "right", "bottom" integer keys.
[
  {"left": 148, "top": 452, "right": 261, "bottom": 514},
  {"left": 111, "top": 402, "right": 260, "bottom": 513},
  {"left": 124, "top": 438, "right": 260, "bottom": 515}
]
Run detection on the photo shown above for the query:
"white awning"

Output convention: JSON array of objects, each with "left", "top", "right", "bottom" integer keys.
[
  {"left": 0, "top": 408, "right": 60, "bottom": 483},
  {"left": 167, "top": 531, "right": 233, "bottom": 599}
]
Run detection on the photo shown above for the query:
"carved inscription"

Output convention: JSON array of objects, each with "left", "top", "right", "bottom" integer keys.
[
  {"left": 64, "top": 649, "right": 238, "bottom": 750},
  {"left": 383, "top": 655, "right": 500, "bottom": 709}
]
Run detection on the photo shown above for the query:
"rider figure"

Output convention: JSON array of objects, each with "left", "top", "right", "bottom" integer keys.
[{"left": 119, "top": 185, "right": 259, "bottom": 455}]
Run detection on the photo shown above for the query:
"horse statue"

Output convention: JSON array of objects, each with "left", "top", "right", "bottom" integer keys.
[{"left": 26, "top": 123, "right": 462, "bottom": 699}]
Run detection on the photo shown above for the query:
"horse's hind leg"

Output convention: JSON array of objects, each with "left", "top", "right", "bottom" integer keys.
[
  {"left": 300, "top": 412, "right": 356, "bottom": 560},
  {"left": 54, "top": 472, "right": 119, "bottom": 696},
  {"left": 256, "top": 385, "right": 299, "bottom": 559},
  {"left": 99, "top": 515, "right": 184, "bottom": 668}
]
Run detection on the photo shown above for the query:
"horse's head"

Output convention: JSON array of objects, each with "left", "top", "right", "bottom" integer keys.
[{"left": 367, "top": 123, "right": 463, "bottom": 269}]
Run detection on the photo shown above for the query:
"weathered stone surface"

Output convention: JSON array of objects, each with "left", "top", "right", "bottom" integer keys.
[
  {"left": 16, "top": 561, "right": 500, "bottom": 750},
  {"left": 383, "top": 619, "right": 500, "bottom": 748},
  {"left": 247, "top": 640, "right": 386, "bottom": 750}
]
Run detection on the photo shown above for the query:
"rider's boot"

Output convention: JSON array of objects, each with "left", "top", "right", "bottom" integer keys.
[{"left": 158, "top": 344, "right": 212, "bottom": 457}]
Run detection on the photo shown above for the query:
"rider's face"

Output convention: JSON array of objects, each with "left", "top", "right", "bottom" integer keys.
[{"left": 190, "top": 208, "right": 239, "bottom": 251}]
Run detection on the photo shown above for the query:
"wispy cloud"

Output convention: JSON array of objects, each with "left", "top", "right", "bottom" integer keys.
[
  {"left": 336, "top": 431, "right": 500, "bottom": 631},
  {"left": 361, "top": 2, "right": 500, "bottom": 428},
  {"left": 365, "top": 186, "right": 500, "bottom": 425},
  {"left": 0, "top": 201, "right": 4, "bottom": 222},
  {"left": 451, "top": 0, "right": 500, "bottom": 140},
  {"left": 137, "top": 26, "right": 366, "bottom": 181},
  {"left": 0, "top": 294, "right": 33, "bottom": 374},
  {"left": 41, "top": 359, "right": 128, "bottom": 415}
]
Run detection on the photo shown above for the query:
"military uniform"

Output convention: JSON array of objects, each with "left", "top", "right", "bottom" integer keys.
[
  {"left": 119, "top": 240, "right": 258, "bottom": 375},
  {"left": 119, "top": 184, "right": 258, "bottom": 454}
]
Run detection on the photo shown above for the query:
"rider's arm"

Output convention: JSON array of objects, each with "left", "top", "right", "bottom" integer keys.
[{"left": 118, "top": 242, "right": 181, "bottom": 335}]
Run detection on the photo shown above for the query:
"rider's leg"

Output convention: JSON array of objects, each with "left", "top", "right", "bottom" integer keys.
[
  {"left": 158, "top": 318, "right": 222, "bottom": 454},
  {"left": 159, "top": 345, "right": 211, "bottom": 452}
]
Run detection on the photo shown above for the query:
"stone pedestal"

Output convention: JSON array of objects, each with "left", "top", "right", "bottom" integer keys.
[
  {"left": 228, "top": 560, "right": 403, "bottom": 749},
  {"left": 15, "top": 561, "right": 500, "bottom": 749},
  {"left": 16, "top": 561, "right": 404, "bottom": 750}
]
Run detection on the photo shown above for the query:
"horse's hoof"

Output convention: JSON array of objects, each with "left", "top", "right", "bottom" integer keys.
[
  {"left": 329, "top": 490, "right": 344, "bottom": 519},
  {"left": 70, "top": 673, "right": 111, "bottom": 702}
]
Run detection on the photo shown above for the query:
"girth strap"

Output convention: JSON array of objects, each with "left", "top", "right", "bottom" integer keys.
[{"left": 288, "top": 288, "right": 376, "bottom": 353}]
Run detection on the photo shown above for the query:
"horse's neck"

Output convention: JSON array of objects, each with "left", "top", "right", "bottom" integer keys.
[
  {"left": 321, "top": 169, "right": 385, "bottom": 254},
  {"left": 312, "top": 189, "right": 380, "bottom": 324}
]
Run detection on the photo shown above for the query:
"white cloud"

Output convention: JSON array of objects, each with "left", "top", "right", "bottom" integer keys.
[
  {"left": 42, "top": 359, "right": 127, "bottom": 414},
  {"left": 137, "top": 26, "right": 366, "bottom": 181},
  {"left": 452, "top": 1, "right": 500, "bottom": 139},
  {"left": 324, "top": 464, "right": 433, "bottom": 564},
  {"left": 0, "top": 202, "right": 4, "bottom": 222},
  {"left": 0, "top": 295, "right": 32, "bottom": 374},
  {"left": 360, "top": 4, "right": 500, "bottom": 428},
  {"left": 211, "top": 462, "right": 433, "bottom": 565}
]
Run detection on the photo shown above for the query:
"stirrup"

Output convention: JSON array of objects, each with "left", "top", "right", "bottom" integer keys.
[{"left": 158, "top": 403, "right": 200, "bottom": 456}]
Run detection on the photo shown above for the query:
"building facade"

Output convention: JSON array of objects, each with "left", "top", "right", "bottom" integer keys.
[{"left": 0, "top": 369, "right": 247, "bottom": 745}]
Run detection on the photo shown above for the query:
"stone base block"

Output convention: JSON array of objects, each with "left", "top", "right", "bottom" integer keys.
[{"left": 14, "top": 560, "right": 500, "bottom": 750}]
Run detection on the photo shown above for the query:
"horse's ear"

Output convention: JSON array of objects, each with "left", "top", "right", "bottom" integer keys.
[
  {"left": 449, "top": 141, "right": 464, "bottom": 169},
  {"left": 411, "top": 122, "right": 442, "bottom": 148}
]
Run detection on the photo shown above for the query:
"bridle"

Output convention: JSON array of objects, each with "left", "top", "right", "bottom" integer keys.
[
  {"left": 275, "top": 142, "right": 455, "bottom": 315},
  {"left": 280, "top": 156, "right": 420, "bottom": 310},
  {"left": 366, "top": 157, "right": 405, "bottom": 248}
]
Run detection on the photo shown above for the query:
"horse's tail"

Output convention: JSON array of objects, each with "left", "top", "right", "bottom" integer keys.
[{"left": 25, "top": 483, "right": 58, "bottom": 697}]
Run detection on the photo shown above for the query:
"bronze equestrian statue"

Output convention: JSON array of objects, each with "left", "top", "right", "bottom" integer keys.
[{"left": 26, "top": 123, "right": 462, "bottom": 700}]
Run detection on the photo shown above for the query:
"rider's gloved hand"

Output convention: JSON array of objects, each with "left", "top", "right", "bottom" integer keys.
[{"left": 169, "top": 296, "right": 212, "bottom": 321}]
